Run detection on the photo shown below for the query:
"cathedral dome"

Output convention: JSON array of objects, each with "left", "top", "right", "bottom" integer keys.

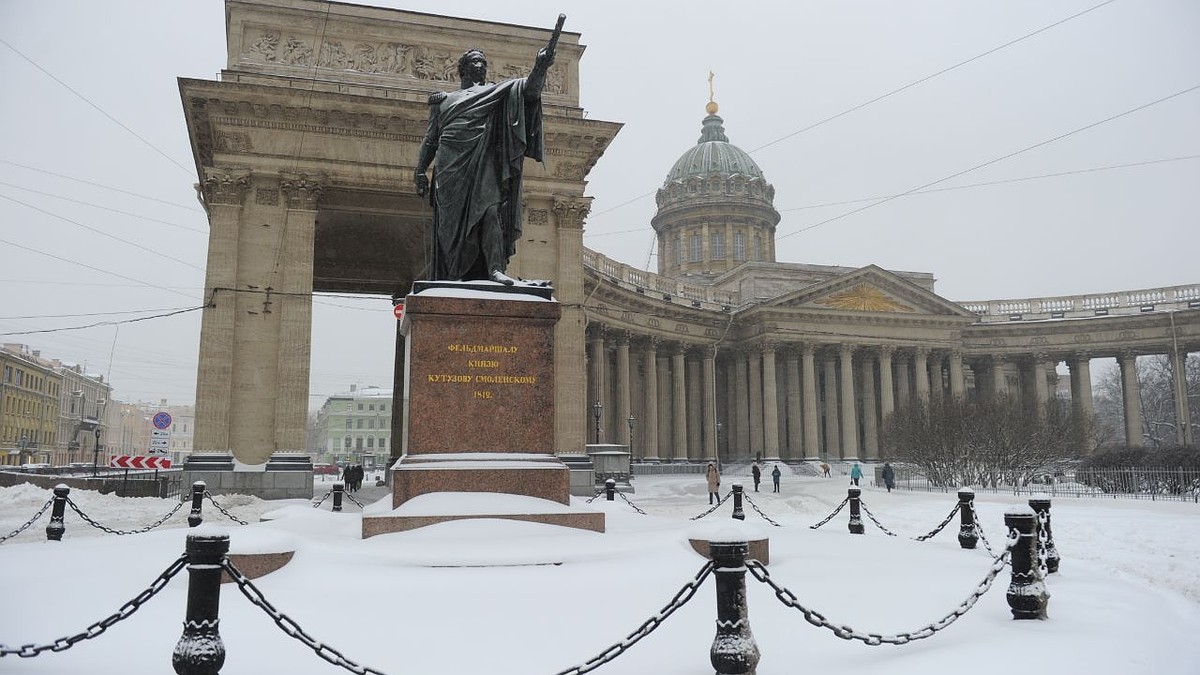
[{"left": 664, "top": 113, "right": 766, "bottom": 183}]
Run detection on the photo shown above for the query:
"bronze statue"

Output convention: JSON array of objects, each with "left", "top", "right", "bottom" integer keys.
[{"left": 414, "top": 15, "right": 566, "bottom": 286}]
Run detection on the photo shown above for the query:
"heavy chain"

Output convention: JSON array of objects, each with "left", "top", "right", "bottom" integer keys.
[
  {"left": 1036, "top": 510, "right": 1049, "bottom": 578},
  {"left": 741, "top": 495, "right": 782, "bottom": 527},
  {"left": 584, "top": 488, "right": 607, "bottom": 504},
  {"left": 913, "top": 503, "right": 961, "bottom": 542},
  {"left": 689, "top": 491, "right": 732, "bottom": 520},
  {"left": 857, "top": 501, "right": 898, "bottom": 537},
  {"left": 203, "top": 491, "right": 248, "bottom": 525},
  {"left": 808, "top": 497, "right": 849, "bottom": 530},
  {"left": 0, "top": 553, "right": 187, "bottom": 657},
  {"left": 975, "top": 521, "right": 997, "bottom": 558},
  {"left": 221, "top": 558, "right": 389, "bottom": 675},
  {"left": 343, "top": 491, "right": 366, "bottom": 509},
  {"left": 552, "top": 561, "right": 715, "bottom": 675},
  {"left": 0, "top": 497, "right": 53, "bottom": 544},
  {"left": 312, "top": 488, "right": 334, "bottom": 508},
  {"left": 747, "top": 530, "right": 1019, "bottom": 646},
  {"left": 65, "top": 497, "right": 185, "bottom": 536},
  {"left": 615, "top": 491, "right": 647, "bottom": 515}
]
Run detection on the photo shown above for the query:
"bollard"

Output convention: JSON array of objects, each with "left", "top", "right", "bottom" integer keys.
[
  {"left": 731, "top": 484, "right": 746, "bottom": 521},
  {"left": 1004, "top": 507, "right": 1049, "bottom": 620},
  {"left": 173, "top": 532, "right": 230, "bottom": 675},
  {"left": 332, "top": 482, "right": 344, "bottom": 512},
  {"left": 709, "top": 538, "right": 761, "bottom": 675},
  {"left": 605, "top": 478, "right": 616, "bottom": 501},
  {"left": 957, "top": 488, "right": 978, "bottom": 549},
  {"left": 187, "top": 482, "right": 206, "bottom": 528},
  {"left": 847, "top": 486, "right": 864, "bottom": 534},
  {"left": 45, "top": 484, "right": 69, "bottom": 541},
  {"left": 1028, "top": 496, "right": 1060, "bottom": 574}
]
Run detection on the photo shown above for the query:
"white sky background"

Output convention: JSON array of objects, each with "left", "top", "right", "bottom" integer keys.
[
  {"left": 1, "top": 472, "right": 1199, "bottom": 674},
  {"left": 0, "top": 0, "right": 1197, "bottom": 408}
]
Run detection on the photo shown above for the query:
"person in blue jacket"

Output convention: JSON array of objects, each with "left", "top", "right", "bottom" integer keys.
[
  {"left": 771, "top": 464, "right": 782, "bottom": 493},
  {"left": 849, "top": 462, "right": 863, "bottom": 486}
]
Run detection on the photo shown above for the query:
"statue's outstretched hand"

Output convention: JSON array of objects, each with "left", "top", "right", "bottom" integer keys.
[{"left": 535, "top": 46, "right": 556, "bottom": 71}]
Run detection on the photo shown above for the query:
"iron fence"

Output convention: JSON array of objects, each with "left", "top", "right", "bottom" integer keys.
[{"left": 890, "top": 467, "right": 1200, "bottom": 502}]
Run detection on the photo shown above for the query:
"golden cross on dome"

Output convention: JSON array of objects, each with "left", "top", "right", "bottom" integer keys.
[{"left": 706, "top": 71, "right": 718, "bottom": 115}]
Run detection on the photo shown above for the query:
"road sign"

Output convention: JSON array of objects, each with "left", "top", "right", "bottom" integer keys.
[
  {"left": 392, "top": 301, "right": 405, "bottom": 320},
  {"left": 152, "top": 412, "right": 173, "bottom": 430},
  {"left": 108, "top": 455, "right": 172, "bottom": 469},
  {"left": 151, "top": 429, "right": 170, "bottom": 439},
  {"left": 150, "top": 438, "right": 170, "bottom": 449}
]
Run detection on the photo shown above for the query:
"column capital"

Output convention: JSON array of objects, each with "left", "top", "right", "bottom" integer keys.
[
  {"left": 913, "top": 346, "right": 931, "bottom": 358},
  {"left": 838, "top": 342, "right": 856, "bottom": 357},
  {"left": 614, "top": 330, "right": 631, "bottom": 348},
  {"left": 279, "top": 172, "right": 328, "bottom": 210},
  {"left": 1067, "top": 350, "right": 1093, "bottom": 364},
  {"left": 199, "top": 169, "right": 251, "bottom": 207},
  {"left": 879, "top": 344, "right": 896, "bottom": 359},
  {"left": 758, "top": 340, "right": 778, "bottom": 355},
  {"left": 552, "top": 197, "right": 592, "bottom": 229}
]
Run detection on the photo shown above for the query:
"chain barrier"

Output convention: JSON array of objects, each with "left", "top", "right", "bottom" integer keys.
[
  {"left": 343, "top": 491, "right": 366, "bottom": 509},
  {"left": 65, "top": 497, "right": 185, "bottom": 536},
  {"left": 221, "top": 558, "right": 390, "bottom": 675},
  {"left": 741, "top": 495, "right": 782, "bottom": 527},
  {"left": 857, "top": 501, "right": 898, "bottom": 537},
  {"left": 0, "top": 497, "right": 54, "bottom": 544},
  {"left": 975, "top": 521, "right": 997, "bottom": 558},
  {"left": 0, "top": 553, "right": 187, "bottom": 658},
  {"left": 747, "top": 528, "right": 1020, "bottom": 646},
  {"left": 203, "top": 491, "right": 248, "bottom": 525},
  {"left": 552, "top": 560, "right": 715, "bottom": 675},
  {"left": 584, "top": 488, "right": 607, "bottom": 504},
  {"left": 615, "top": 491, "right": 647, "bottom": 515},
  {"left": 808, "top": 497, "right": 849, "bottom": 529},
  {"left": 1036, "top": 510, "right": 1049, "bottom": 579},
  {"left": 913, "top": 503, "right": 961, "bottom": 542},
  {"left": 689, "top": 491, "right": 732, "bottom": 520},
  {"left": 312, "top": 488, "right": 334, "bottom": 509}
]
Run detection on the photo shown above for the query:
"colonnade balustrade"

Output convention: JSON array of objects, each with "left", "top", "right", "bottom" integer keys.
[{"left": 584, "top": 325, "right": 1196, "bottom": 460}]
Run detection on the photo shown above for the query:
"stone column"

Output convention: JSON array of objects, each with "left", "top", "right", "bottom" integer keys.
[
  {"left": 1119, "top": 351, "right": 1143, "bottom": 447},
  {"left": 761, "top": 342, "right": 780, "bottom": 459},
  {"left": 927, "top": 352, "right": 944, "bottom": 406},
  {"left": 948, "top": 350, "right": 966, "bottom": 399},
  {"left": 194, "top": 170, "right": 250, "bottom": 456},
  {"left": 1030, "top": 355, "right": 1049, "bottom": 413},
  {"left": 723, "top": 356, "right": 737, "bottom": 460},
  {"left": 861, "top": 353, "right": 879, "bottom": 460},
  {"left": 822, "top": 352, "right": 840, "bottom": 458},
  {"left": 587, "top": 327, "right": 607, "bottom": 444},
  {"left": 785, "top": 347, "right": 802, "bottom": 460},
  {"left": 894, "top": 351, "right": 911, "bottom": 408},
  {"left": 734, "top": 350, "right": 750, "bottom": 459},
  {"left": 913, "top": 348, "right": 930, "bottom": 405},
  {"left": 642, "top": 338, "right": 660, "bottom": 460},
  {"left": 991, "top": 355, "right": 1008, "bottom": 399},
  {"left": 616, "top": 332, "right": 631, "bottom": 447},
  {"left": 878, "top": 345, "right": 896, "bottom": 423},
  {"left": 687, "top": 352, "right": 703, "bottom": 461},
  {"left": 801, "top": 343, "right": 820, "bottom": 460},
  {"left": 839, "top": 344, "right": 859, "bottom": 460},
  {"left": 1170, "top": 348, "right": 1195, "bottom": 447},
  {"left": 551, "top": 199, "right": 591, "bottom": 455},
  {"left": 672, "top": 345, "right": 687, "bottom": 461},
  {"left": 1067, "top": 352, "right": 1095, "bottom": 422},
  {"left": 748, "top": 347, "right": 764, "bottom": 459},
  {"left": 274, "top": 173, "right": 325, "bottom": 457},
  {"left": 657, "top": 351, "right": 670, "bottom": 455},
  {"left": 703, "top": 346, "right": 719, "bottom": 461}
]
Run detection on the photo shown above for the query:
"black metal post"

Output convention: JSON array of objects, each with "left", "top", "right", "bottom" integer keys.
[
  {"left": 333, "top": 482, "right": 344, "bottom": 512},
  {"left": 1028, "top": 496, "right": 1060, "bottom": 574},
  {"left": 173, "top": 532, "right": 229, "bottom": 675},
  {"left": 45, "top": 484, "right": 69, "bottom": 541},
  {"left": 731, "top": 484, "right": 746, "bottom": 521},
  {"left": 709, "top": 538, "right": 760, "bottom": 675},
  {"left": 1005, "top": 508, "right": 1049, "bottom": 620},
  {"left": 957, "top": 488, "right": 978, "bottom": 549},
  {"left": 847, "top": 486, "right": 864, "bottom": 534},
  {"left": 187, "top": 481, "right": 206, "bottom": 528},
  {"left": 605, "top": 478, "right": 616, "bottom": 501},
  {"left": 592, "top": 400, "right": 602, "bottom": 445}
]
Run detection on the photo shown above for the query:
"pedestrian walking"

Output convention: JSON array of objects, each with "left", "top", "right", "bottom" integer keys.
[
  {"left": 751, "top": 461, "right": 762, "bottom": 492},
  {"left": 771, "top": 464, "right": 781, "bottom": 493},
  {"left": 819, "top": 462, "right": 831, "bottom": 478},
  {"left": 849, "top": 462, "right": 863, "bottom": 486},
  {"left": 882, "top": 462, "right": 895, "bottom": 492},
  {"left": 705, "top": 461, "right": 721, "bottom": 505}
]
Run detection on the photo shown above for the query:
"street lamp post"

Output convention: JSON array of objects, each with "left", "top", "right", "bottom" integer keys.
[
  {"left": 17, "top": 434, "right": 29, "bottom": 465},
  {"left": 626, "top": 414, "right": 636, "bottom": 462},
  {"left": 716, "top": 420, "right": 724, "bottom": 468},
  {"left": 92, "top": 428, "right": 102, "bottom": 477},
  {"left": 592, "top": 400, "right": 603, "bottom": 445}
]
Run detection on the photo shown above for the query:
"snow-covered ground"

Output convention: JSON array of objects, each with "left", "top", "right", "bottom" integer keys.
[{"left": 1, "top": 466, "right": 1198, "bottom": 674}]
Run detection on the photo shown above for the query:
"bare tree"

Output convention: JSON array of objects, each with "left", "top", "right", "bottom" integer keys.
[
  {"left": 1093, "top": 354, "right": 1199, "bottom": 448},
  {"left": 883, "top": 396, "right": 1090, "bottom": 488}
]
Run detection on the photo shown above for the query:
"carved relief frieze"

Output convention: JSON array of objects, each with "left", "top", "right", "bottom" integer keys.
[
  {"left": 553, "top": 161, "right": 584, "bottom": 181},
  {"left": 255, "top": 187, "right": 279, "bottom": 206},
  {"left": 526, "top": 209, "right": 549, "bottom": 227},
  {"left": 1119, "top": 330, "right": 1138, "bottom": 340},
  {"left": 215, "top": 131, "right": 253, "bottom": 153},
  {"left": 675, "top": 324, "right": 689, "bottom": 334},
  {"left": 1073, "top": 333, "right": 1093, "bottom": 343},
  {"left": 814, "top": 283, "right": 915, "bottom": 313},
  {"left": 1030, "top": 337, "right": 1049, "bottom": 346},
  {"left": 239, "top": 25, "right": 569, "bottom": 95}
]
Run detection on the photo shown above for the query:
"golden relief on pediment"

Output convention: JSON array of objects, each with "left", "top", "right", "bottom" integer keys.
[{"left": 814, "top": 284, "right": 915, "bottom": 312}]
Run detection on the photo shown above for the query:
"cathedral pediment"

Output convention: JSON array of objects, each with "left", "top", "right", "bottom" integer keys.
[{"left": 766, "top": 265, "right": 976, "bottom": 317}]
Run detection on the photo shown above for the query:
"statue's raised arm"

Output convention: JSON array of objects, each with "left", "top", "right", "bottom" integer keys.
[{"left": 526, "top": 14, "right": 565, "bottom": 99}]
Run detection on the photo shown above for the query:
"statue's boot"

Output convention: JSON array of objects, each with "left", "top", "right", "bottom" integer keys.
[{"left": 490, "top": 270, "right": 517, "bottom": 286}]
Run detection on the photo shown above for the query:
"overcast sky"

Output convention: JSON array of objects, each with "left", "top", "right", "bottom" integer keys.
[{"left": 0, "top": 0, "right": 1196, "bottom": 409}]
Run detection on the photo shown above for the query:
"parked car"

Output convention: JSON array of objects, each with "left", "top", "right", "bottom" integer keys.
[{"left": 313, "top": 463, "right": 339, "bottom": 475}]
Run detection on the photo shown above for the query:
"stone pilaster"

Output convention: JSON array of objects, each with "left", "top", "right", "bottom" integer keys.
[
  {"left": 1119, "top": 350, "right": 1143, "bottom": 447},
  {"left": 801, "top": 343, "right": 820, "bottom": 460},
  {"left": 761, "top": 342, "right": 780, "bottom": 459},
  {"left": 748, "top": 344, "right": 764, "bottom": 459},
  {"left": 734, "top": 350, "right": 750, "bottom": 459},
  {"left": 615, "top": 332, "right": 631, "bottom": 447},
  {"left": 894, "top": 351, "right": 911, "bottom": 408},
  {"left": 671, "top": 344, "right": 687, "bottom": 462},
  {"left": 861, "top": 352, "right": 878, "bottom": 460},
  {"left": 913, "top": 348, "right": 930, "bottom": 405},
  {"left": 822, "top": 351, "right": 840, "bottom": 458},
  {"left": 702, "top": 346, "right": 718, "bottom": 461},
  {"left": 686, "top": 351, "right": 703, "bottom": 461},
  {"left": 785, "top": 346, "right": 802, "bottom": 460},
  {"left": 839, "top": 344, "right": 858, "bottom": 460},
  {"left": 948, "top": 349, "right": 966, "bottom": 399},
  {"left": 879, "top": 345, "right": 896, "bottom": 423},
  {"left": 552, "top": 197, "right": 590, "bottom": 455}
]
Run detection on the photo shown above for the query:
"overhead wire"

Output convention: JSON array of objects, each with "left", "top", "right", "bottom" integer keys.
[
  {"left": 0, "top": 236, "right": 199, "bottom": 301},
  {"left": 0, "top": 180, "right": 207, "bottom": 234},
  {"left": 0, "top": 159, "right": 203, "bottom": 211}
]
